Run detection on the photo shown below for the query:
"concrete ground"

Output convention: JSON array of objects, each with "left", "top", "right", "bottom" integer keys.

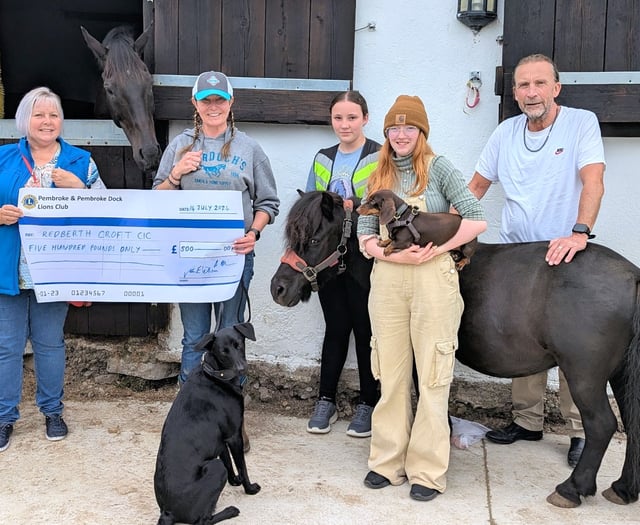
[{"left": 0, "top": 400, "right": 636, "bottom": 525}]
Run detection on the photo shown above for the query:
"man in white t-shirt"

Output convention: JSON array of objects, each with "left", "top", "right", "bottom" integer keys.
[{"left": 468, "top": 54, "right": 605, "bottom": 467}]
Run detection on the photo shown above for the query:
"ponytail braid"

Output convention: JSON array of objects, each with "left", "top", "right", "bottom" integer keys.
[
  {"left": 178, "top": 110, "right": 202, "bottom": 157},
  {"left": 221, "top": 111, "right": 236, "bottom": 159}
]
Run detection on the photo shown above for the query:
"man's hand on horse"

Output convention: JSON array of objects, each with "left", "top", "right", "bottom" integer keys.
[{"left": 546, "top": 234, "right": 588, "bottom": 266}]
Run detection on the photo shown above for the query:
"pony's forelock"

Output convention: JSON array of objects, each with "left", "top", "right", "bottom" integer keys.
[{"left": 285, "top": 192, "right": 342, "bottom": 251}]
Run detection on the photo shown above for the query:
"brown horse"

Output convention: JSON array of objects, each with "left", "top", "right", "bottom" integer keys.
[
  {"left": 270, "top": 190, "right": 640, "bottom": 508},
  {"left": 81, "top": 25, "right": 161, "bottom": 185}
]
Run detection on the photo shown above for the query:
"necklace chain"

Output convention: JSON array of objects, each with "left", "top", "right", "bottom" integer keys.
[{"left": 522, "top": 106, "right": 559, "bottom": 153}]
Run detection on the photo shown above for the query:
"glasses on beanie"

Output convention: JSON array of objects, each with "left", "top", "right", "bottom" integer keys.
[{"left": 386, "top": 126, "right": 419, "bottom": 138}]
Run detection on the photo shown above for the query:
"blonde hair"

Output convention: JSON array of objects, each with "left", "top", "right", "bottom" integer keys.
[
  {"left": 366, "top": 132, "right": 435, "bottom": 196},
  {"left": 178, "top": 109, "right": 236, "bottom": 159}
]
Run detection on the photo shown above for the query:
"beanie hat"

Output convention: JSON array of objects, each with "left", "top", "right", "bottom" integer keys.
[
  {"left": 192, "top": 71, "right": 234, "bottom": 101},
  {"left": 383, "top": 95, "right": 430, "bottom": 139}
]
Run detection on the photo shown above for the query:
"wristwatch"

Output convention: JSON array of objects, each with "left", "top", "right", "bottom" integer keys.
[
  {"left": 248, "top": 227, "right": 261, "bottom": 240},
  {"left": 572, "top": 223, "right": 595, "bottom": 239}
]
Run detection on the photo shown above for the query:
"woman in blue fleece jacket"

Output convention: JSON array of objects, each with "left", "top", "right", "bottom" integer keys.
[{"left": 0, "top": 87, "right": 105, "bottom": 453}]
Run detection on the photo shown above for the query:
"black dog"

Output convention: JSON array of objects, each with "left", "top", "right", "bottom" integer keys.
[
  {"left": 357, "top": 189, "right": 477, "bottom": 268},
  {"left": 154, "top": 323, "right": 260, "bottom": 525}
]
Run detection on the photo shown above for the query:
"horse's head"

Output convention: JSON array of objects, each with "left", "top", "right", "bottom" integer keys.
[
  {"left": 81, "top": 25, "right": 161, "bottom": 185},
  {"left": 271, "top": 191, "right": 348, "bottom": 307}
]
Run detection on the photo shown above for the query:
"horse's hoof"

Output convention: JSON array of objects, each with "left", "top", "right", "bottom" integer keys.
[
  {"left": 546, "top": 491, "right": 581, "bottom": 508},
  {"left": 602, "top": 487, "right": 627, "bottom": 505}
]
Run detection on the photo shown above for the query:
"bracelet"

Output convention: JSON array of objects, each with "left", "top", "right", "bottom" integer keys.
[
  {"left": 248, "top": 227, "right": 261, "bottom": 240},
  {"left": 167, "top": 175, "right": 181, "bottom": 188}
]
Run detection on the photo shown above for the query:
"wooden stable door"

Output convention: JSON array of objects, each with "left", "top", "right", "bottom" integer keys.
[{"left": 498, "top": 0, "right": 640, "bottom": 136}]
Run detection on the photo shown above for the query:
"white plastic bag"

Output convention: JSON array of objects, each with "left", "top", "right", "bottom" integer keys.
[{"left": 450, "top": 416, "right": 491, "bottom": 450}]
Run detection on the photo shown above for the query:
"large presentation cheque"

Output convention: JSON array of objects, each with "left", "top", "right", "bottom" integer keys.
[{"left": 18, "top": 189, "right": 245, "bottom": 303}]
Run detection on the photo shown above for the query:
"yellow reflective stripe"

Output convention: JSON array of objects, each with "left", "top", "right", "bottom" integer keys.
[
  {"left": 313, "top": 157, "right": 332, "bottom": 191},
  {"left": 353, "top": 159, "right": 378, "bottom": 198}
]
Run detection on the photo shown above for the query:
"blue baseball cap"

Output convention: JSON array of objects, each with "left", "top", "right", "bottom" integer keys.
[{"left": 192, "top": 71, "right": 234, "bottom": 101}]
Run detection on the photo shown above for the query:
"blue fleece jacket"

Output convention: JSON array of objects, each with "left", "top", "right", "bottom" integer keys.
[{"left": 0, "top": 137, "right": 90, "bottom": 295}]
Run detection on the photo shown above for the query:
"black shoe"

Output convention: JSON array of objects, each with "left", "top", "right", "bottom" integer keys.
[
  {"left": 364, "top": 470, "right": 390, "bottom": 489},
  {"left": 45, "top": 415, "right": 68, "bottom": 441},
  {"left": 485, "top": 422, "right": 542, "bottom": 444},
  {"left": 0, "top": 423, "right": 13, "bottom": 452},
  {"left": 567, "top": 437, "right": 585, "bottom": 467},
  {"left": 410, "top": 484, "right": 439, "bottom": 502}
]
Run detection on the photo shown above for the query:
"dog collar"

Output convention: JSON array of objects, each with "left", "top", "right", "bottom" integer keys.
[
  {"left": 201, "top": 360, "right": 239, "bottom": 382},
  {"left": 394, "top": 202, "right": 409, "bottom": 218}
]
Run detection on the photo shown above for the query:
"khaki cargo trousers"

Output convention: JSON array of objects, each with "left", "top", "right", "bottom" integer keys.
[
  {"left": 512, "top": 369, "right": 584, "bottom": 437},
  {"left": 367, "top": 251, "right": 463, "bottom": 493}
]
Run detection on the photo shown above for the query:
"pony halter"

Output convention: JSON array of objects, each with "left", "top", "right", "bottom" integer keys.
[{"left": 280, "top": 200, "right": 354, "bottom": 292}]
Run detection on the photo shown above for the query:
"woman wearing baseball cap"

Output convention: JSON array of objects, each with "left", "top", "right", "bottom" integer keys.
[
  {"left": 153, "top": 72, "right": 279, "bottom": 395},
  {"left": 357, "top": 95, "right": 486, "bottom": 501}
]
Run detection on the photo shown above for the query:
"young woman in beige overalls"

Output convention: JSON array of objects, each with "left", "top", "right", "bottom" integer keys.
[{"left": 357, "top": 95, "right": 486, "bottom": 501}]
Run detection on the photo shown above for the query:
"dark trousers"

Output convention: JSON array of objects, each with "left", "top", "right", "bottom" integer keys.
[{"left": 317, "top": 273, "right": 379, "bottom": 407}]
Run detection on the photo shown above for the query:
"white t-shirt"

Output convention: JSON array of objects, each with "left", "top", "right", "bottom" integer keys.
[{"left": 475, "top": 106, "right": 605, "bottom": 242}]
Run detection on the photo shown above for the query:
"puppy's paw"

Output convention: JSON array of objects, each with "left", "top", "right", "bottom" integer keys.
[{"left": 245, "top": 482, "right": 261, "bottom": 495}]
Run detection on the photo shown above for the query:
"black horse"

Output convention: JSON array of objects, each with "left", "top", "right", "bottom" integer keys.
[
  {"left": 81, "top": 25, "right": 161, "bottom": 185},
  {"left": 270, "top": 190, "right": 640, "bottom": 509}
]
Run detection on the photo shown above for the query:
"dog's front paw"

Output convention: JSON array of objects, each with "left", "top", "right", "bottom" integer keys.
[
  {"left": 383, "top": 245, "right": 396, "bottom": 256},
  {"left": 245, "top": 482, "right": 261, "bottom": 495},
  {"left": 228, "top": 474, "right": 242, "bottom": 486},
  {"left": 213, "top": 506, "right": 240, "bottom": 522}
]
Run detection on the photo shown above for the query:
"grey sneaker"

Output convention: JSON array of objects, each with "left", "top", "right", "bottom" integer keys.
[
  {"left": 0, "top": 423, "right": 13, "bottom": 452},
  {"left": 307, "top": 399, "right": 337, "bottom": 434},
  {"left": 45, "top": 415, "right": 68, "bottom": 441},
  {"left": 347, "top": 403, "right": 373, "bottom": 437}
]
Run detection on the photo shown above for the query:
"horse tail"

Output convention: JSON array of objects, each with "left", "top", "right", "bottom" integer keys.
[{"left": 623, "top": 280, "right": 640, "bottom": 494}]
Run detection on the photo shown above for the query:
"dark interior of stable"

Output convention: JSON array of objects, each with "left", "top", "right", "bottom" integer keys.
[{"left": 0, "top": 0, "right": 143, "bottom": 119}]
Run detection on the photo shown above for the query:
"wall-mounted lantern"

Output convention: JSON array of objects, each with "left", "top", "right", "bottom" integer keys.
[{"left": 457, "top": 0, "right": 498, "bottom": 33}]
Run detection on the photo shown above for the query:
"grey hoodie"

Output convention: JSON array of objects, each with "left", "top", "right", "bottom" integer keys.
[{"left": 153, "top": 126, "right": 279, "bottom": 229}]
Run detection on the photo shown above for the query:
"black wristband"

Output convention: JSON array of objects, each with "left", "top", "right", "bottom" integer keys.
[
  {"left": 248, "top": 227, "right": 261, "bottom": 240},
  {"left": 167, "top": 175, "right": 180, "bottom": 189}
]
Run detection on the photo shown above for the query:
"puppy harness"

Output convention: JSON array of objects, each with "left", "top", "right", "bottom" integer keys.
[{"left": 386, "top": 202, "right": 421, "bottom": 242}]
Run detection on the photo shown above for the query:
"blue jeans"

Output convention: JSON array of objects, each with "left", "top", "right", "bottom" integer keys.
[
  {"left": 0, "top": 290, "right": 69, "bottom": 423},
  {"left": 178, "top": 253, "right": 254, "bottom": 383}
]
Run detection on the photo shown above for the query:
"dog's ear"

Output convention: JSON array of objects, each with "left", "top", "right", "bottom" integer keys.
[
  {"left": 379, "top": 197, "right": 396, "bottom": 225},
  {"left": 234, "top": 322, "right": 256, "bottom": 341},
  {"left": 297, "top": 188, "right": 305, "bottom": 197},
  {"left": 194, "top": 332, "right": 216, "bottom": 351}
]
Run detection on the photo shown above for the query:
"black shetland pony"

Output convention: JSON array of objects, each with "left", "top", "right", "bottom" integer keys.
[
  {"left": 270, "top": 190, "right": 640, "bottom": 509},
  {"left": 81, "top": 25, "right": 161, "bottom": 185}
]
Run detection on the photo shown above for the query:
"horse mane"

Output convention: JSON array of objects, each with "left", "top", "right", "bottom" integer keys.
[
  {"left": 101, "top": 26, "right": 149, "bottom": 82},
  {"left": 285, "top": 191, "right": 342, "bottom": 251}
]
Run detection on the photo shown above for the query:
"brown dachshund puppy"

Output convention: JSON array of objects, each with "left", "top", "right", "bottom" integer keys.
[{"left": 357, "top": 189, "right": 477, "bottom": 269}]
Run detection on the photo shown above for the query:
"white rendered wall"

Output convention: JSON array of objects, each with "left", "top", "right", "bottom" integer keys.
[{"left": 164, "top": 1, "right": 640, "bottom": 381}]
